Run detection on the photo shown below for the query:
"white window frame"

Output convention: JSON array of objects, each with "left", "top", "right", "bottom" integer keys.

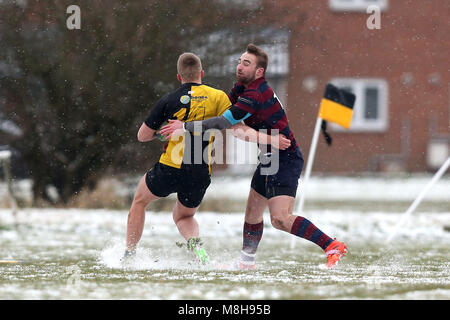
[
  {"left": 329, "top": 0, "right": 388, "bottom": 12},
  {"left": 328, "top": 78, "right": 389, "bottom": 132}
]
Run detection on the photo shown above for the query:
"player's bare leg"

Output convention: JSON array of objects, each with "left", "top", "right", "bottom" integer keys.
[
  {"left": 173, "top": 200, "right": 209, "bottom": 264},
  {"left": 172, "top": 200, "right": 199, "bottom": 240},
  {"left": 245, "top": 188, "right": 268, "bottom": 224},
  {"left": 267, "top": 195, "right": 297, "bottom": 232},
  {"left": 125, "top": 175, "right": 160, "bottom": 255}
]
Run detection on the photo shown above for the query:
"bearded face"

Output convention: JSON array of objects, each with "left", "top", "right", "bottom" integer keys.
[{"left": 236, "top": 52, "right": 261, "bottom": 85}]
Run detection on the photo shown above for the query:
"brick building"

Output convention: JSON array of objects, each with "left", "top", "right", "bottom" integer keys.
[
  {"left": 259, "top": 0, "right": 449, "bottom": 173},
  {"left": 2, "top": 0, "right": 449, "bottom": 177}
]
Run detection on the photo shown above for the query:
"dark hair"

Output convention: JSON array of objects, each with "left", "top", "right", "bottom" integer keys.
[
  {"left": 177, "top": 52, "right": 202, "bottom": 81},
  {"left": 247, "top": 43, "right": 268, "bottom": 75}
]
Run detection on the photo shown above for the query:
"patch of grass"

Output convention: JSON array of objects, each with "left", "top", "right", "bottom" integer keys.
[
  {"left": 66, "top": 180, "right": 129, "bottom": 210},
  {"left": 0, "top": 224, "right": 12, "bottom": 231}
]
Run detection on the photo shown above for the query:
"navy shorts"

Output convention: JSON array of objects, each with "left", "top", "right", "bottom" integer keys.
[
  {"left": 145, "top": 162, "right": 211, "bottom": 208},
  {"left": 251, "top": 147, "right": 304, "bottom": 199}
]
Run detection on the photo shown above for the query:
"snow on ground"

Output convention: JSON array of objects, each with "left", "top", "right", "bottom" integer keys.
[
  {"left": 207, "top": 174, "right": 450, "bottom": 202},
  {"left": 2, "top": 173, "right": 449, "bottom": 204},
  {"left": 1, "top": 208, "right": 449, "bottom": 299}
]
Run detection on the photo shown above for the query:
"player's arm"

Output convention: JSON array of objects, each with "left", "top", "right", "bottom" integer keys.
[
  {"left": 138, "top": 123, "right": 167, "bottom": 143},
  {"left": 160, "top": 90, "right": 259, "bottom": 137},
  {"left": 137, "top": 123, "right": 161, "bottom": 142},
  {"left": 189, "top": 106, "right": 251, "bottom": 131},
  {"left": 160, "top": 106, "right": 250, "bottom": 137},
  {"left": 139, "top": 96, "right": 169, "bottom": 142},
  {"left": 230, "top": 123, "right": 291, "bottom": 150}
]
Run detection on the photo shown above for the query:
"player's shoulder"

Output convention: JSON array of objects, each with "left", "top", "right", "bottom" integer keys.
[
  {"left": 167, "top": 85, "right": 190, "bottom": 99},
  {"left": 158, "top": 84, "right": 191, "bottom": 107},
  {"left": 241, "top": 87, "right": 262, "bottom": 101},
  {"left": 245, "top": 78, "right": 268, "bottom": 98},
  {"left": 197, "top": 85, "right": 230, "bottom": 106},
  {"left": 198, "top": 84, "right": 227, "bottom": 97}
]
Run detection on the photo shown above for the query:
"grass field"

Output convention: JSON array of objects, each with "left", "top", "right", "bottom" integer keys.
[{"left": 1, "top": 208, "right": 449, "bottom": 300}]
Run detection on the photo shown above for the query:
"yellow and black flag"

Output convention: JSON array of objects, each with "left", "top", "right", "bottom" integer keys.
[{"left": 318, "top": 83, "right": 356, "bottom": 145}]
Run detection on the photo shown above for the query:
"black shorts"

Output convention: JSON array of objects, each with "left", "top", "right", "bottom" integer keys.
[
  {"left": 251, "top": 147, "right": 304, "bottom": 199},
  {"left": 145, "top": 162, "right": 211, "bottom": 208}
]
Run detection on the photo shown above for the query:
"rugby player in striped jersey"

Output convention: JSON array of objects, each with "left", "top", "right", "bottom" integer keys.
[{"left": 161, "top": 44, "right": 347, "bottom": 269}]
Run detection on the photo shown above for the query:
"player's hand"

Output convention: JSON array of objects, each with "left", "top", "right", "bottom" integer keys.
[
  {"left": 160, "top": 119, "right": 184, "bottom": 139},
  {"left": 271, "top": 134, "right": 291, "bottom": 150},
  {"left": 154, "top": 132, "right": 168, "bottom": 142}
]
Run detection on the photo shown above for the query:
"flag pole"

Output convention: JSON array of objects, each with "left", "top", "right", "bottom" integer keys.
[
  {"left": 291, "top": 117, "right": 322, "bottom": 249},
  {"left": 298, "top": 117, "right": 323, "bottom": 213},
  {"left": 386, "top": 156, "right": 450, "bottom": 244},
  {"left": 297, "top": 83, "right": 355, "bottom": 213},
  {"left": 291, "top": 84, "right": 355, "bottom": 250}
]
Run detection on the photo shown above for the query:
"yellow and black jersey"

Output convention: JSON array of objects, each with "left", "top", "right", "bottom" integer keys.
[{"left": 144, "top": 82, "right": 231, "bottom": 172}]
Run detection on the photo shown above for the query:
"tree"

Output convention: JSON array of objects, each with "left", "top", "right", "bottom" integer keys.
[{"left": 0, "top": 0, "right": 263, "bottom": 204}]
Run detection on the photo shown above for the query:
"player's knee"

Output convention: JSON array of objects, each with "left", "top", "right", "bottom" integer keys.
[
  {"left": 270, "top": 214, "right": 287, "bottom": 231},
  {"left": 172, "top": 210, "right": 182, "bottom": 224},
  {"left": 173, "top": 203, "right": 195, "bottom": 223},
  {"left": 132, "top": 192, "right": 149, "bottom": 208}
]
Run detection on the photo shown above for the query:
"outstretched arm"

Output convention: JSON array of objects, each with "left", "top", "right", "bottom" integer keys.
[
  {"left": 230, "top": 123, "right": 291, "bottom": 150},
  {"left": 160, "top": 106, "right": 250, "bottom": 138},
  {"left": 158, "top": 116, "right": 290, "bottom": 150}
]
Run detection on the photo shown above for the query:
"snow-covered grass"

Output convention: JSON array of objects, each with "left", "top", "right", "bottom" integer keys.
[
  {"left": 0, "top": 208, "right": 449, "bottom": 299},
  {"left": 2, "top": 173, "right": 448, "bottom": 207}
]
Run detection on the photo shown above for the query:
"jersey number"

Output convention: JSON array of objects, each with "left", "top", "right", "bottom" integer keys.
[{"left": 190, "top": 105, "right": 206, "bottom": 121}]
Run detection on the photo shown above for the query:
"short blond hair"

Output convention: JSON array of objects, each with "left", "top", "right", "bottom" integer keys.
[{"left": 177, "top": 53, "right": 202, "bottom": 82}]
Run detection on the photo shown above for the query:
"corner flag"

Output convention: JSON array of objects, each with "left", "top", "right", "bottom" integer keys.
[
  {"left": 295, "top": 83, "right": 356, "bottom": 221},
  {"left": 319, "top": 83, "right": 356, "bottom": 129},
  {"left": 318, "top": 84, "right": 356, "bottom": 145}
]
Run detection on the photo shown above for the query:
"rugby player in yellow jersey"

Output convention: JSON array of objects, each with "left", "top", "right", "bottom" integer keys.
[{"left": 123, "top": 52, "right": 290, "bottom": 265}]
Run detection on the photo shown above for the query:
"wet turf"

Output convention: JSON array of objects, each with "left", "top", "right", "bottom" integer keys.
[{"left": 1, "top": 209, "right": 449, "bottom": 299}]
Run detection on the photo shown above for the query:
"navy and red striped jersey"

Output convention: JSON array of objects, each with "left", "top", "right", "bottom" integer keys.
[{"left": 229, "top": 77, "right": 299, "bottom": 152}]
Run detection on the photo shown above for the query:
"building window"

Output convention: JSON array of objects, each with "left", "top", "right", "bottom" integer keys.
[
  {"left": 329, "top": 0, "right": 388, "bottom": 12},
  {"left": 329, "top": 78, "right": 388, "bottom": 132}
]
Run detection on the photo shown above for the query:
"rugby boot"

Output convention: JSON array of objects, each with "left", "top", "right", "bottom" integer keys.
[
  {"left": 120, "top": 249, "right": 136, "bottom": 266},
  {"left": 237, "top": 250, "right": 256, "bottom": 270},
  {"left": 234, "top": 260, "right": 256, "bottom": 270},
  {"left": 187, "top": 237, "right": 210, "bottom": 265},
  {"left": 324, "top": 238, "right": 347, "bottom": 269}
]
